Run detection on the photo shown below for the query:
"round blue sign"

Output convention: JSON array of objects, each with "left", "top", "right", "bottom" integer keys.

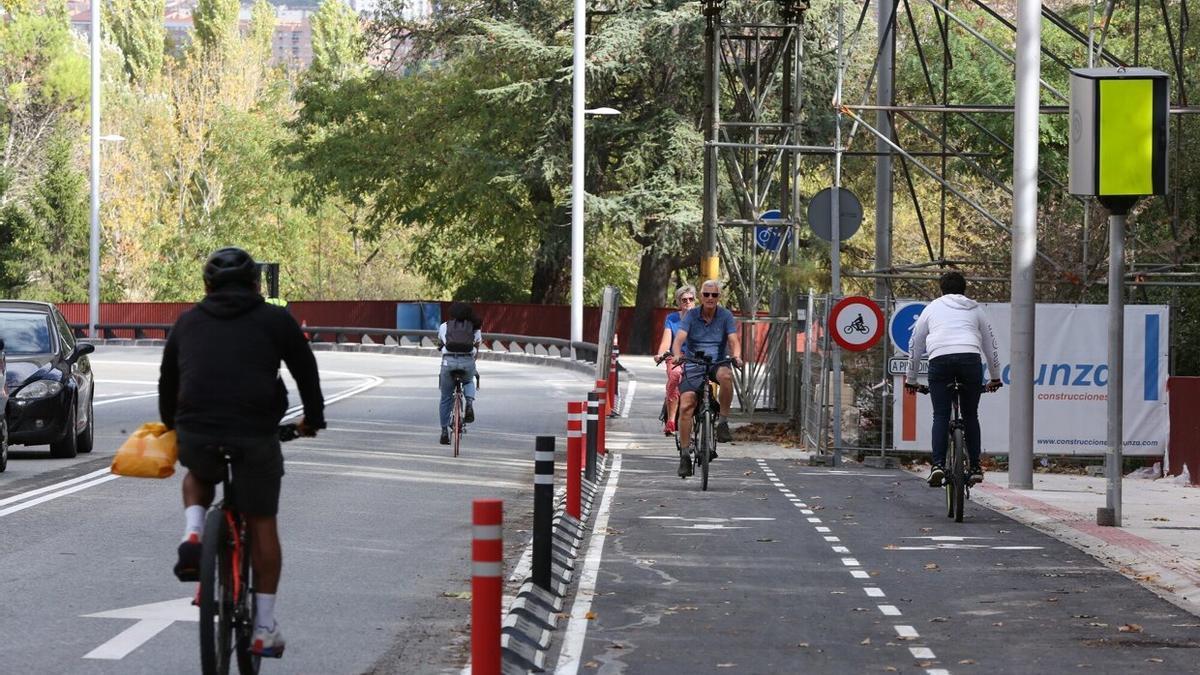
[
  {"left": 889, "top": 302, "right": 927, "bottom": 354},
  {"left": 755, "top": 210, "right": 792, "bottom": 252}
]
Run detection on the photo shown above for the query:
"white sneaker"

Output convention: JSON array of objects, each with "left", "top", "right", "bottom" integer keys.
[{"left": 251, "top": 622, "right": 285, "bottom": 658}]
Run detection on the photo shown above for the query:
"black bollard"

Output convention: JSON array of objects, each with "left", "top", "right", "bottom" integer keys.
[
  {"left": 532, "top": 435, "right": 555, "bottom": 591},
  {"left": 585, "top": 392, "right": 599, "bottom": 481}
]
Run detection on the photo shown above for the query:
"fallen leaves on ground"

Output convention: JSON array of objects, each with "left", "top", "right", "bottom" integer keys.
[
  {"left": 959, "top": 659, "right": 977, "bottom": 665},
  {"left": 731, "top": 422, "right": 805, "bottom": 446},
  {"left": 757, "top": 538, "right": 776, "bottom": 543},
  {"left": 1147, "top": 657, "right": 1164, "bottom": 663},
  {"left": 860, "top": 637, "right": 871, "bottom": 645},
  {"left": 1086, "top": 622, "right": 1109, "bottom": 628},
  {"left": 1118, "top": 623, "right": 1143, "bottom": 633},
  {"left": 441, "top": 591, "right": 471, "bottom": 600},
  {"left": 585, "top": 611, "right": 598, "bottom": 620},
  {"left": 924, "top": 563, "right": 940, "bottom": 570},
  {"left": 930, "top": 616, "right": 949, "bottom": 623}
]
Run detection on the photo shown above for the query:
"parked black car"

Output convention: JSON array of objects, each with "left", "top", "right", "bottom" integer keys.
[{"left": 0, "top": 301, "right": 95, "bottom": 459}]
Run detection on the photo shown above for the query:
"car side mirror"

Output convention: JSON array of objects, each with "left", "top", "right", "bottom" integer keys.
[{"left": 67, "top": 342, "right": 95, "bottom": 364}]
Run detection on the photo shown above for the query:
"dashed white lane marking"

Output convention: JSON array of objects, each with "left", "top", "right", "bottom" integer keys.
[{"left": 758, "top": 461, "right": 943, "bottom": 672}]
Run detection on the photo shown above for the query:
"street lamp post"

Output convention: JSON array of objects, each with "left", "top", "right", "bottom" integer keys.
[{"left": 89, "top": 0, "right": 101, "bottom": 338}]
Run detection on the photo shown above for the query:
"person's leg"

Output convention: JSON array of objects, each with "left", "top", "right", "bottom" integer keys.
[
  {"left": 678, "top": 391, "right": 698, "bottom": 449},
  {"left": 665, "top": 364, "right": 682, "bottom": 430},
  {"left": 714, "top": 365, "right": 735, "bottom": 443},
  {"left": 927, "top": 357, "right": 952, "bottom": 468},
  {"left": 954, "top": 356, "right": 985, "bottom": 467},
  {"left": 246, "top": 515, "right": 281, "bottom": 595},
  {"left": 438, "top": 360, "right": 453, "bottom": 430},
  {"left": 463, "top": 358, "right": 478, "bottom": 422}
]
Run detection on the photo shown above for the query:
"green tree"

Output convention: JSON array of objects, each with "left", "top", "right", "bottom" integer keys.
[
  {"left": 249, "top": 0, "right": 276, "bottom": 63},
  {"left": 0, "top": 169, "right": 34, "bottom": 294},
  {"left": 26, "top": 133, "right": 88, "bottom": 301},
  {"left": 192, "top": 0, "right": 240, "bottom": 57},
  {"left": 104, "top": 0, "right": 165, "bottom": 84},
  {"left": 310, "top": 0, "right": 365, "bottom": 82}
]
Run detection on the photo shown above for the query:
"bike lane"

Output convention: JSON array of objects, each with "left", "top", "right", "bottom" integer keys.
[
  {"left": 555, "top": 454, "right": 958, "bottom": 674},
  {"left": 558, "top": 455, "right": 1200, "bottom": 673}
]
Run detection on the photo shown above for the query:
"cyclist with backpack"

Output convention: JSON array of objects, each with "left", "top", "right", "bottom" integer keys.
[
  {"left": 437, "top": 302, "right": 482, "bottom": 445},
  {"left": 161, "top": 247, "right": 325, "bottom": 659}
]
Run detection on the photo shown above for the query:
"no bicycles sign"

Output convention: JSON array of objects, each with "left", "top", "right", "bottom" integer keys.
[{"left": 829, "top": 296, "right": 884, "bottom": 352}]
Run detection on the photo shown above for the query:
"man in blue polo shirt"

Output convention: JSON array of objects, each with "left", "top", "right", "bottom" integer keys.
[{"left": 671, "top": 279, "right": 743, "bottom": 477}]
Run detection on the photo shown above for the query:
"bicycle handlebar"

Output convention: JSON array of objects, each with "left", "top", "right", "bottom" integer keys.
[
  {"left": 909, "top": 382, "right": 1002, "bottom": 395},
  {"left": 279, "top": 424, "right": 305, "bottom": 442},
  {"left": 677, "top": 354, "right": 739, "bottom": 368}
]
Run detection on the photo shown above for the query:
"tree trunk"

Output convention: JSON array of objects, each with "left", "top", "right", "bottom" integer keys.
[
  {"left": 529, "top": 223, "right": 570, "bottom": 304},
  {"left": 628, "top": 246, "right": 674, "bottom": 354}
]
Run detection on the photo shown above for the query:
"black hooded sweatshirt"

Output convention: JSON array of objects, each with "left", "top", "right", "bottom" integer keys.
[{"left": 158, "top": 286, "right": 326, "bottom": 436}]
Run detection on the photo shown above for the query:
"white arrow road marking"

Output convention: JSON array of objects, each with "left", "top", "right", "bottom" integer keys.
[{"left": 82, "top": 597, "right": 197, "bottom": 660}]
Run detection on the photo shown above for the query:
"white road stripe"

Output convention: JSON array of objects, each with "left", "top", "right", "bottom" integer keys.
[
  {"left": 801, "top": 509, "right": 814, "bottom": 515},
  {"left": 807, "top": 517, "right": 821, "bottom": 523},
  {"left": 0, "top": 468, "right": 111, "bottom": 507},
  {"left": 851, "top": 570, "right": 870, "bottom": 579},
  {"left": 554, "top": 454, "right": 623, "bottom": 675},
  {"left": 824, "top": 536, "right": 840, "bottom": 542},
  {"left": 926, "top": 670, "right": 951, "bottom": 675},
  {"left": 879, "top": 605, "right": 902, "bottom": 616},
  {"left": 841, "top": 558, "right": 860, "bottom": 567},
  {"left": 910, "top": 647, "right": 936, "bottom": 659},
  {"left": 864, "top": 587, "right": 885, "bottom": 597},
  {"left": 895, "top": 625, "right": 919, "bottom": 638},
  {"left": 619, "top": 379, "right": 637, "bottom": 417},
  {"left": 816, "top": 526, "right": 831, "bottom": 532},
  {"left": 0, "top": 475, "right": 119, "bottom": 518},
  {"left": 832, "top": 546, "right": 850, "bottom": 553}
]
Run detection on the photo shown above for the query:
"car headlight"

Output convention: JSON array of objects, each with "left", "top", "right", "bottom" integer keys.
[{"left": 15, "top": 380, "right": 63, "bottom": 400}]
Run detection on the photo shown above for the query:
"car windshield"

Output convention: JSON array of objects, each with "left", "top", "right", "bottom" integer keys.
[{"left": 0, "top": 312, "right": 53, "bottom": 354}]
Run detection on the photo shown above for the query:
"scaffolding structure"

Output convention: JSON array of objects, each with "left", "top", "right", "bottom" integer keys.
[{"left": 699, "top": 0, "right": 1198, "bottom": 446}]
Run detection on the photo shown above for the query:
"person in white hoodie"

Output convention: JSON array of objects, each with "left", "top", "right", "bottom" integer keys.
[{"left": 904, "top": 271, "right": 1003, "bottom": 487}]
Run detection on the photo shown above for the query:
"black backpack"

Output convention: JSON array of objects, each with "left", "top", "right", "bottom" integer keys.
[{"left": 444, "top": 319, "right": 476, "bottom": 353}]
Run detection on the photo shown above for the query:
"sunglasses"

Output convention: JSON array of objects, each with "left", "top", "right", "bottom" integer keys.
[
  {"left": 679, "top": 297, "right": 696, "bottom": 303},
  {"left": 702, "top": 292, "right": 720, "bottom": 298}
]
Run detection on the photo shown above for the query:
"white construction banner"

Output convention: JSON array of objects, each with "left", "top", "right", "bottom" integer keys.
[{"left": 891, "top": 303, "right": 1169, "bottom": 456}]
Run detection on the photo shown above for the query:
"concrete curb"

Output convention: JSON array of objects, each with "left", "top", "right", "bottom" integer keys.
[{"left": 501, "top": 454, "right": 611, "bottom": 673}]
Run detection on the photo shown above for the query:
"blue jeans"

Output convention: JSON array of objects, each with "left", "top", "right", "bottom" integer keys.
[
  {"left": 928, "top": 353, "right": 984, "bottom": 467},
  {"left": 439, "top": 355, "right": 477, "bottom": 429}
]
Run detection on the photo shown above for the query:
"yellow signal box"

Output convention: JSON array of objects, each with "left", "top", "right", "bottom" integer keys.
[{"left": 1068, "top": 68, "right": 1169, "bottom": 198}]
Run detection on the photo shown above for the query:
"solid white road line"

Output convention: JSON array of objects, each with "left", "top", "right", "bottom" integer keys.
[
  {"left": 619, "top": 379, "right": 637, "bottom": 418},
  {"left": 554, "top": 454, "right": 623, "bottom": 675},
  {"left": 0, "top": 474, "right": 119, "bottom": 518},
  {"left": 0, "top": 468, "right": 111, "bottom": 508}
]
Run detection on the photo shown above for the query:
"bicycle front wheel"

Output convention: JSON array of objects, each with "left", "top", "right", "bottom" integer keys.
[
  {"left": 952, "top": 428, "right": 966, "bottom": 522},
  {"left": 699, "top": 413, "right": 712, "bottom": 491},
  {"left": 199, "top": 509, "right": 234, "bottom": 675}
]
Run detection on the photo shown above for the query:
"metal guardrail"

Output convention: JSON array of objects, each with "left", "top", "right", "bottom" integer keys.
[{"left": 70, "top": 323, "right": 600, "bottom": 364}]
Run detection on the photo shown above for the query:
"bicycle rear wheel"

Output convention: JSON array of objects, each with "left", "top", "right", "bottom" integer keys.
[
  {"left": 452, "top": 388, "right": 462, "bottom": 458},
  {"left": 233, "top": 525, "right": 260, "bottom": 675},
  {"left": 952, "top": 429, "right": 966, "bottom": 522},
  {"left": 698, "top": 413, "right": 711, "bottom": 491},
  {"left": 199, "top": 509, "right": 234, "bottom": 675}
]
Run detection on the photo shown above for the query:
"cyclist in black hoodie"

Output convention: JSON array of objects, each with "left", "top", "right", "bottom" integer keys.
[{"left": 159, "top": 247, "right": 325, "bottom": 659}]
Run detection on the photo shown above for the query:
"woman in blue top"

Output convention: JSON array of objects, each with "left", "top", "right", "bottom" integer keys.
[{"left": 654, "top": 285, "right": 696, "bottom": 435}]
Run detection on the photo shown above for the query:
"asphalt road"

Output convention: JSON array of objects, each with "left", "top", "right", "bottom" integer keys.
[
  {"left": 565, "top": 453, "right": 1200, "bottom": 674},
  {"left": 0, "top": 346, "right": 593, "bottom": 674}
]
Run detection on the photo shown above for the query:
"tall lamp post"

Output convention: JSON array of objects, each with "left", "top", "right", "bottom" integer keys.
[{"left": 89, "top": 0, "right": 101, "bottom": 338}]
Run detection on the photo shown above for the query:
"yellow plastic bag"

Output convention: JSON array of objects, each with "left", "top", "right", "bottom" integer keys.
[{"left": 111, "top": 422, "right": 178, "bottom": 479}]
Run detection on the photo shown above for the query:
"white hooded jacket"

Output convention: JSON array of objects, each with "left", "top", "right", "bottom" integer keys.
[{"left": 906, "top": 294, "right": 1002, "bottom": 380}]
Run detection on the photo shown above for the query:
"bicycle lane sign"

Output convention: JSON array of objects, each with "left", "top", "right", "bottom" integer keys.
[{"left": 830, "top": 296, "right": 884, "bottom": 352}]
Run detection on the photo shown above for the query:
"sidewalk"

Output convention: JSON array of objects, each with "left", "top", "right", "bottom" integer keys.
[
  {"left": 963, "top": 469, "right": 1200, "bottom": 616},
  {"left": 620, "top": 352, "right": 1200, "bottom": 618}
]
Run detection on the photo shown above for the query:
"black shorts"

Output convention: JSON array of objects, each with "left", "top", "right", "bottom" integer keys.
[{"left": 177, "top": 429, "right": 284, "bottom": 516}]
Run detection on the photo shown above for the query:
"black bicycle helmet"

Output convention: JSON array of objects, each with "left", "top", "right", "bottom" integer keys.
[{"left": 203, "top": 247, "right": 258, "bottom": 289}]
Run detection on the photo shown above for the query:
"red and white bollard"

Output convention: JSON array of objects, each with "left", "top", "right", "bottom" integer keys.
[
  {"left": 608, "top": 335, "right": 620, "bottom": 415},
  {"left": 566, "top": 401, "right": 584, "bottom": 519},
  {"left": 471, "top": 499, "right": 503, "bottom": 675}
]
